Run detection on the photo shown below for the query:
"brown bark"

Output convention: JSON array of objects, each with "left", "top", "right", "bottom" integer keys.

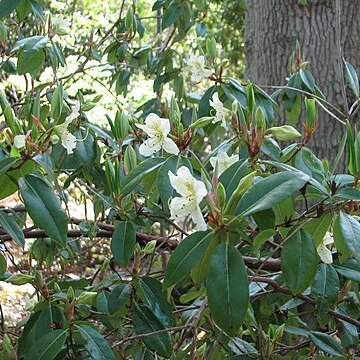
[{"left": 245, "top": 0, "right": 360, "bottom": 169}]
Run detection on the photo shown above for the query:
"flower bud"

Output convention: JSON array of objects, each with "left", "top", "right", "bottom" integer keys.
[
  {"left": 265, "top": 125, "right": 301, "bottom": 141},
  {"left": 67, "top": 286, "right": 75, "bottom": 302},
  {"left": 216, "top": 182, "right": 226, "bottom": 209}
]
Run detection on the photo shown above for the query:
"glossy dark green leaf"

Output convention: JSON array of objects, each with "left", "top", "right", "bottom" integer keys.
[
  {"left": 51, "top": 83, "right": 63, "bottom": 121},
  {"left": 333, "top": 259, "right": 360, "bottom": 283},
  {"left": 219, "top": 159, "right": 248, "bottom": 199},
  {"left": 163, "top": 230, "right": 213, "bottom": 288},
  {"left": 157, "top": 155, "right": 192, "bottom": 210},
  {"left": 25, "top": 329, "right": 67, "bottom": 360},
  {"left": 18, "top": 174, "right": 67, "bottom": 245},
  {"left": 282, "top": 229, "right": 317, "bottom": 293},
  {"left": 311, "top": 264, "right": 339, "bottom": 314},
  {"left": 344, "top": 60, "right": 359, "bottom": 98},
  {"left": 107, "top": 283, "right": 132, "bottom": 314},
  {"left": 121, "top": 157, "right": 165, "bottom": 196},
  {"left": 236, "top": 171, "right": 310, "bottom": 217},
  {"left": 139, "top": 277, "right": 174, "bottom": 327},
  {"left": 191, "top": 231, "right": 221, "bottom": 284},
  {"left": 73, "top": 130, "right": 97, "bottom": 168},
  {"left": 335, "top": 187, "right": 360, "bottom": 201},
  {"left": 309, "top": 331, "right": 344, "bottom": 357},
  {"left": 0, "top": 0, "right": 21, "bottom": 18},
  {"left": 132, "top": 304, "right": 172, "bottom": 358},
  {"left": 162, "top": 3, "right": 181, "bottom": 29},
  {"left": 0, "top": 157, "right": 16, "bottom": 175},
  {"left": 111, "top": 221, "right": 136, "bottom": 267},
  {"left": 79, "top": 325, "right": 115, "bottom": 360},
  {"left": 303, "top": 213, "right": 332, "bottom": 247},
  {"left": 300, "top": 69, "right": 315, "bottom": 91},
  {"left": 207, "top": 242, "right": 249, "bottom": 336},
  {"left": 0, "top": 210, "right": 25, "bottom": 247},
  {"left": 338, "top": 211, "right": 360, "bottom": 263},
  {"left": 17, "top": 45, "right": 45, "bottom": 75}
]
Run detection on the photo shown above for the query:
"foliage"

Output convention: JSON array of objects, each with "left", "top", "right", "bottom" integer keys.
[{"left": 0, "top": 0, "right": 360, "bottom": 359}]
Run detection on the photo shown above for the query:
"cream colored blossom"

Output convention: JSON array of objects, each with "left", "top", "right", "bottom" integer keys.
[
  {"left": 168, "top": 166, "right": 207, "bottom": 231},
  {"left": 136, "top": 113, "right": 179, "bottom": 156},
  {"left": 52, "top": 15, "right": 71, "bottom": 35},
  {"left": 14, "top": 135, "right": 26, "bottom": 149},
  {"left": 210, "top": 92, "right": 227, "bottom": 128},
  {"left": 317, "top": 232, "right": 334, "bottom": 264},
  {"left": 56, "top": 101, "right": 80, "bottom": 155},
  {"left": 210, "top": 152, "right": 238, "bottom": 176},
  {"left": 185, "top": 54, "right": 213, "bottom": 83}
]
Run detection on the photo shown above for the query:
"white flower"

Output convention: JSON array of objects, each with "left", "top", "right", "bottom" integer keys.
[
  {"left": 56, "top": 101, "right": 80, "bottom": 155},
  {"left": 168, "top": 166, "right": 208, "bottom": 231},
  {"left": 210, "top": 152, "right": 238, "bottom": 176},
  {"left": 136, "top": 113, "right": 179, "bottom": 157},
  {"left": 210, "top": 92, "right": 227, "bottom": 128},
  {"left": 14, "top": 134, "right": 26, "bottom": 149},
  {"left": 185, "top": 54, "right": 213, "bottom": 83},
  {"left": 317, "top": 232, "right": 334, "bottom": 264},
  {"left": 52, "top": 15, "right": 71, "bottom": 35}
]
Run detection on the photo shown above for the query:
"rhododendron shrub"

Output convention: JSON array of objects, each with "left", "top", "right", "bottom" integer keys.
[{"left": 0, "top": 2, "right": 360, "bottom": 359}]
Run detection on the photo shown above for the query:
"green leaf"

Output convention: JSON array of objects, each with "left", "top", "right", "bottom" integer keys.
[
  {"left": 333, "top": 259, "right": 360, "bottom": 283},
  {"left": 107, "top": 283, "right": 132, "bottom": 314},
  {"left": 79, "top": 325, "right": 115, "bottom": 360},
  {"left": 139, "top": 277, "right": 174, "bottom": 327},
  {"left": 253, "top": 229, "right": 276, "bottom": 250},
  {"left": 207, "top": 242, "right": 249, "bottom": 336},
  {"left": 6, "top": 273, "right": 34, "bottom": 285},
  {"left": 51, "top": 83, "right": 63, "bottom": 121},
  {"left": 281, "top": 229, "right": 317, "bottom": 293},
  {"left": 219, "top": 159, "right": 248, "bottom": 199},
  {"left": 344, "top": 60, "right": 359, "bottom": 98},
  {"left": 121, "top": 157, "right": 165, "bottom": 196},
  {"left": 156, "top": 155, "right": 192, "bottom": 210},
  {"left": 163, "top": 230, "right": 213, "bottom": 288},
  {"left": 300, "top": 69, "right": 315, "bottom": 91},
  {"left": 162, "top": 3, "right": 181, "bottom": 29},
  {"left": 132, "top": 304, "right": 172, "bottom": 358},
  {"left": 236, "top": 171, "right": 310, "bottom": 217},
  {"left": 338, "top": 212, "right": 360, "bottom": 263},
  {"left": 309, "top": 331, "right": 344, "bottom": 357},
  {"left": 191, "top": 231, "right": 221, "bottom": 285},
  {"left": 0, "top": 252, "right": 6, "bottom": 276},
  {"left": 111, "top": 221, "right": 136, "bottom": 267},
  {"left": 18, "top": 174, "right": 68, "bottom": 245},
  {"left": 0, "top": 0, "right": 21, "bottom": 18},
  {"left": 311, "top": 264, "right": 339, "bottom": 314},
  {"left": 303, "top": 213, "right": 332, "bottom": 247},
  {"left": 0, "top": 210, "right": 25, "bottom": 247},
  {"left": 26, "top": 330, "right": 67, "bottom": 360},
  {"left": 14, "top": 36, "right": 48, "bottom": 75},
  {"left": 333, "top": 213, "right": 351, "bottom": 262},
  {"left": 0, "top": 157, "right": 17, "bottom": 175}
]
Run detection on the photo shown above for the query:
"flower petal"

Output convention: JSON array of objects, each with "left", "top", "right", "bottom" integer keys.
[
  {"left": 317, "top": 244, "right": 333, "bottom": 264},
  {"left": 139, "top": 137, "right": 162, "bottom": 157},
  {"left": 191, "top": 206, "right": 207, "bottom": 231},
  {"left": 162, "top": 138, "right": 179, "bottom": 155},
  {"left": 61, "top": 131, "right": 77, "bottom": 155}
]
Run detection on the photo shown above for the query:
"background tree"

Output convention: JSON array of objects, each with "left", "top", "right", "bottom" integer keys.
[{"left": 245, "top": 0, "right": 360, "bottom": 167}]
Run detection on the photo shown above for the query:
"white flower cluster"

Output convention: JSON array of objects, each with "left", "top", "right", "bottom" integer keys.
[
  {"left": 210, "top": 152, "right": 238, "bottom": 176},
  {"left": 56, "top": 101, "right": 80, "bottom": 155},
  {"left": 185, "top": 54, "right": 212, "bottom": 83},
  {"left": 210, "top": 93, "right": 227, "bottom": 128},
  {"left": 168, "top": 166, "right": 207, "bottom": 231},
  {"left": 136, "top": 113, "right": 179, "bottom": 157}
]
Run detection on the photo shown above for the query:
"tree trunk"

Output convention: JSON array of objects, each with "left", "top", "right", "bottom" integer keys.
[{"left": 245, "top": 0, "right": 360, "bottom": 170}]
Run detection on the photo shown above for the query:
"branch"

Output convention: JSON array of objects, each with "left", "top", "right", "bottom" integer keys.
[{"left": 250, "top": 276, "right": 360, "bottom": 329}]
